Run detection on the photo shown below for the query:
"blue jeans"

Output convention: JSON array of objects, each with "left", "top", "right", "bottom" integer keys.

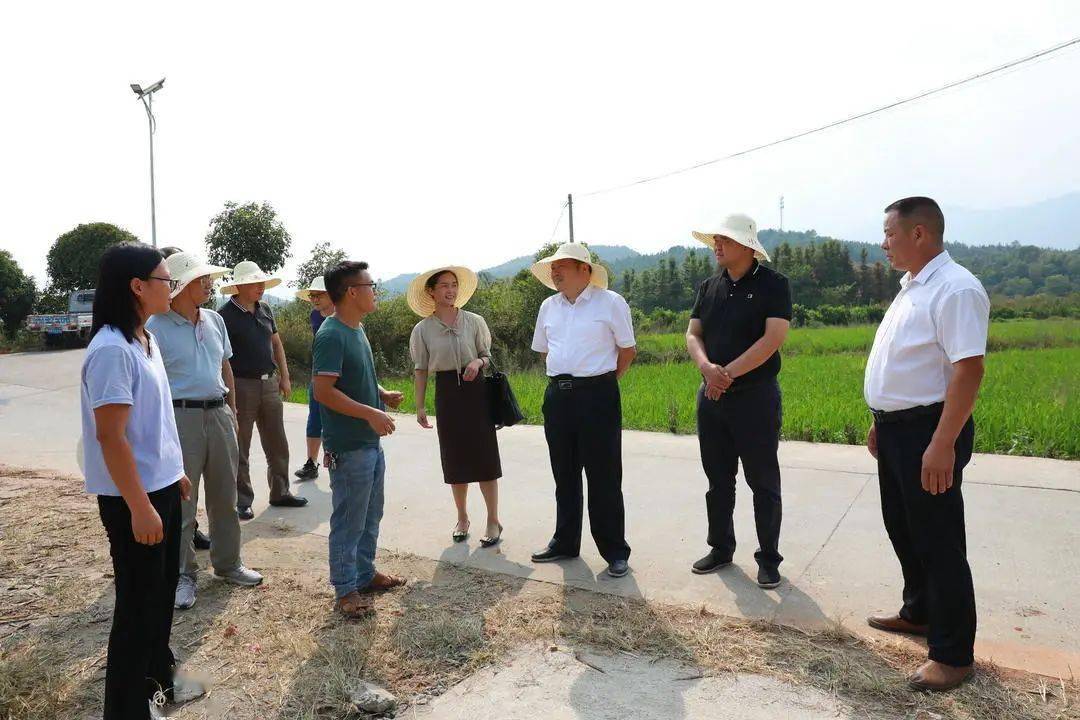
[
  {"left": 328, "top": 446, "right": 384, "bottom": 599},
  {"left": 306, "top": 384, "right": 322, "bottom": 439}
]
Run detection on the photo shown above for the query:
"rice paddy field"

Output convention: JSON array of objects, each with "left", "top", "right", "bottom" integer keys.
[{"left": 295, "top": 319, "right": 1079, "bottom": 459}]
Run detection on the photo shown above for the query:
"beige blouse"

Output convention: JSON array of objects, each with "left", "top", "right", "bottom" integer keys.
[{"left": 409, "top": 310, "right": 492, "bottom": 372}]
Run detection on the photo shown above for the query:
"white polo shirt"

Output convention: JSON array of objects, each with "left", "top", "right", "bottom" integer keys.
[
  {"left": 531, "top": 285, "right": 636, "bottom": 377},
  {"left": 80, "top": 325, "right": 186, "bottom": 496},
  {"left": 864, "top": 251, "right": 990, "bottom": 412}
]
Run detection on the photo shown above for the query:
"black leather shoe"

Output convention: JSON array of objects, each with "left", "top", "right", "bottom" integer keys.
[
  {"left": 607, "top": 559, "right": 630, "bottom": 578},
  {"left": 691, "top": 551, "right": 732, "bottom": 574},
  {"left": 193, "top": 529, "right": 211, "bottom": 550},
  {"left": 757, "top": 566, "right": 781, "bottom": 589},
  {"left": 530, "top": 546, "right": 577, "bottom": 563},
  {"left": 237, "top": 506, "right": 255, "bottom": 521},
  {"left": 270, "top": 494, "right": 309, "bottom": 508}
]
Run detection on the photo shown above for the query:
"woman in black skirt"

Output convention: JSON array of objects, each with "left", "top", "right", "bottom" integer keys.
[{"left": 408, "top": 266, "right": 503, "bottom": 546}]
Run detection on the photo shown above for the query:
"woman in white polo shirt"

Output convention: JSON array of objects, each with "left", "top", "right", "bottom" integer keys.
[{"left": 80, "top": 243, "right": 201, "bottom": 719}]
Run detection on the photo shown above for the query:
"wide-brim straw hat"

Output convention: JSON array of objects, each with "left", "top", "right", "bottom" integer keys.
[
  {"left": 406, "top": 265, "right": 480, "bottom": 317},
  {"left": 295, "top": 275, "right": 327, "bottom": 302},
  {"left": 219, "top": 260, "right": 283, "bottom": 296},
  {"left": 691, "top": 213, "right": 771, "bottom": 262},
  {"left": 529, "top": 242, "right": 608, "bottom": 291},
  {"left": 164, "top": 252, "right": 230, "bottom": 300}
]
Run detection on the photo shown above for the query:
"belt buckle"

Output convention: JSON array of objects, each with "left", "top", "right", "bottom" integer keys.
[{"left": 557, "top": 378, "right": 573, "bottom": 391}]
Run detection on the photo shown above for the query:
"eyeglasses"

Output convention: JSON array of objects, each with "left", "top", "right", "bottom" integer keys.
[
  {"left": 346, "top": 282, "right": 378, "bottom": 293},
  {"left": 148, "top": 276, "right": 180, "bottom": 292}
]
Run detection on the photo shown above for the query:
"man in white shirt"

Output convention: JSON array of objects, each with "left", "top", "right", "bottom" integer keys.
[
  {"left": 864, "top": 197, "right": 989, "bottom": 692},
  {"left": 528, "top": 243, "right": 637, "bottom": 578}
]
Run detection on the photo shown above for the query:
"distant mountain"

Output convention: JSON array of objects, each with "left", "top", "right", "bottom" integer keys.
[
  {"left": 379, "top": 245, "right": 643, "bottom": 295},
  {"left": 375, "top": 194, "right": 1079, "bottom": 296}
]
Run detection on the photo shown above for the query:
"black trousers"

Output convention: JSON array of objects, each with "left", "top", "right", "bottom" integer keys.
[
  {"left": 542, "top": 374, "right": 630, "bottom": 563},
  {"left": 98, "top": 481, "right": 181, "bottom": 719},
  {"left": 696, "top": 380, "right": 783, "bottom": 571},
  {"left": 876, "top": 410, "right": 977, "bottom": 667}
]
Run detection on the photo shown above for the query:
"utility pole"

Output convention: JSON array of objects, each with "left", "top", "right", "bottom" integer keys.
[
  {"left": 567, "top": 193, "right": 575, "bottom": 243},
  {"left": 130, "top": 78, "right": 165, "bottom": 247},
  {"left": 779, "top": 195, "right": 785, "bottom": 232}
]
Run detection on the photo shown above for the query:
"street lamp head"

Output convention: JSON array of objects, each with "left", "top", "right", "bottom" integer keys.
[
  {"left": 130, "top": 83, "right": 143, "bottom": 95},
  {"left": 143, "top": 77, "right": 165, "bottom": 94}
]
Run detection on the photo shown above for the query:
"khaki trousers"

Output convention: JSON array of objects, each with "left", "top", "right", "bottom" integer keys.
[
  {"left": 234, "top": 376, "right": 291, "bottom": 507},
  {"left": 174, "top": 405, "right": 242, "bottom": 576}
]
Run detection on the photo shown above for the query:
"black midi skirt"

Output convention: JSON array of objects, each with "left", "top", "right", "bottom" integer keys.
[{"left": 434, "top": 370, "right": 503, "bottom": 484}]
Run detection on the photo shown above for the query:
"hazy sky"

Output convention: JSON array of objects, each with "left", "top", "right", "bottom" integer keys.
[{"left": 3, "top": 1, "right": 1079, "bottom": 290}]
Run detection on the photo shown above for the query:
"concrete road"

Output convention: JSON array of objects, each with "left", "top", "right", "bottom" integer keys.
[{"left": 1, "top": 349, "right": 1077, "bottom": 677}]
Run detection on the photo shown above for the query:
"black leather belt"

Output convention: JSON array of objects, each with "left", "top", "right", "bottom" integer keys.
[
  {"left": 870, "top": 402, "right": 944, "bottom": 424},
  {"left": 173, "top": 397, "right": 226, "bottom": 409},
  {"left": 549, "top": 372, "right": 615, "bottom": 391},
  {"left": 235, "top": 370, "right": 276, "bottom": 380}
]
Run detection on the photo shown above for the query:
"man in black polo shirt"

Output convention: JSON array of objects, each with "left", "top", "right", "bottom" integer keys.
[
  {"left": 685, "top": 214, "right": 792, "bottom": 589},
  {"left": 219, "top": 261, "right": 308, "bottom": 519}
]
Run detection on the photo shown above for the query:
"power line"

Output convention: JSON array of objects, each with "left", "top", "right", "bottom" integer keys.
[
  {"left": 547, "top": 200, "right": 569, "bottom": 243},
  {"left": 580, "top": 35, "right": 1080, "bottom": 198}
]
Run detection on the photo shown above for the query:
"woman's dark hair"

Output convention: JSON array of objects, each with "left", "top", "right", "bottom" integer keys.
[
  {"left": 424, "top": 269, "right": 458, "bottom": 291},
  {"left": 90, "top": 242, "right": 164, "bottom": 342}
]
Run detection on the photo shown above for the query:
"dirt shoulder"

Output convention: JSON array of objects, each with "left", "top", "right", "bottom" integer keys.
[{"left": 1, "top": 466, "right": 1075, "bottom": 720}]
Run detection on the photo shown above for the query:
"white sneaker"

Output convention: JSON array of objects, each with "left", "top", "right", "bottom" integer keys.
[
  {"left": 215, "top": 565, "right": 263, "bottom": 587},
  {"left": 174, "top": 574, "right": 197, "bottom": 610},
  {"left": 171, "top": 675, "right": 207, "bottom": 703}
]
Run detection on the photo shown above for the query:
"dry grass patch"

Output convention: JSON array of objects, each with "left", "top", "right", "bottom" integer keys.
[{"left": 1, "top": 467, "right": 1076, "bottom": 720}]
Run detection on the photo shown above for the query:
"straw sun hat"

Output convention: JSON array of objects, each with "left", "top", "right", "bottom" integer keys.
[
  {"left": 219, "top": 261, "right": 283, "bottom": 296},
  {"left": 295, "top": 275, "right": 327, "bottom": 302},
  {"left": 529, "top": 242, "right": 608, "bottom": 291},
  {"left": 163, "top": 252, "right": 230, "bottom": 300},
  {"left": 691, "top": 213, "right": 771, "bottom": 263},
  {"left": 406, "top": 266, "right": 479, "bottom": 317}
]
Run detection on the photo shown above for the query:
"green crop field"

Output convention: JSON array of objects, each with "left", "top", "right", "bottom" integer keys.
[{"left": 292, "top": 319, "right": 1079, "bottom": 459}]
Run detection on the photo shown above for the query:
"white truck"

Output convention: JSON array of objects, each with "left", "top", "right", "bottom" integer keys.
[{"left": 26, "top": 290, "right": 95, "bottom": 348}]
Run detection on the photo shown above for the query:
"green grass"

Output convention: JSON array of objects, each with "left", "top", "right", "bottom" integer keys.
[
  {"left": 637, "top": 318, "right": 1080, "bottom": 363},
  {"left": 290, "top": 319, "right": 1079, "bottom": 459}
]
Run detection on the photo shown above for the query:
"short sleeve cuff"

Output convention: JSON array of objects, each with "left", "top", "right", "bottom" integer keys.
[
  {"left": 947, "top": 348, "right": 986, "bottom": 364},
  {"left": 91, "top": 396, "right": 134, "bottom": 409}
]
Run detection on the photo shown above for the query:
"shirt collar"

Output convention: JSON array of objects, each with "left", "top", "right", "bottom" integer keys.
[
  {"left": 722, "top": 259, "right": 760, "bottom": 284},
  {"left": 230, "top": 297, "right": 259, "bottom": 315},
  {"left": 165, "top": 309, "right": 199, "bottom": 326},
  {"left": 557, "top": 283, "right": 598, "bottom": 306},
  {"left": 901, "top": 250, "right": 952, "bottom": 288}
]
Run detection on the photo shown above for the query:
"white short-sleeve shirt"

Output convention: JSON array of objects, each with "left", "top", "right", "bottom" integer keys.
[
  {"left": 864, "top": 251, "right": 990, "bottom": 412},
  {"left": 531, "top": 285, "right": 636, "bottom": 377},
  {"left": 80, "top": 325, "right": 185, "bottom": 496}
]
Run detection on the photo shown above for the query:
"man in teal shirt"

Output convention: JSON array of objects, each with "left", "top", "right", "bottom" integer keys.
[{"left": 312, "top": 261, "right": 406, "bottom": 618}]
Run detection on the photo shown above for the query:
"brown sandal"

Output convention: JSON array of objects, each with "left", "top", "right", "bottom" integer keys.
[
  {"left": 334, "top": 591, "right": 375, "bottom": 618},
  {"left": 360, "top": 571, "right": 408, "bottom": 594}
]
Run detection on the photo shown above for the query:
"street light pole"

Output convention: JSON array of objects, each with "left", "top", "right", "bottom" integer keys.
[{"left": 130, "top": 78, "right": 165, "bottom": 247}]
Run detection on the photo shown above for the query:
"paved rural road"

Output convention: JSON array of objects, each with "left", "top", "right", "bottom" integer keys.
[{"left": 1, "top": 349, "right": 1077, "bottom": 678}]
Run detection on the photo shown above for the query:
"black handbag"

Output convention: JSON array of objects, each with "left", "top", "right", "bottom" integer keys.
[{"left": 485, "top": 359, "right": 524, "bottom": 429}]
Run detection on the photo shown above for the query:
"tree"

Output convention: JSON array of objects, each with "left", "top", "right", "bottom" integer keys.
[
  {"left": 0, "top": 251, "right": 37, "bottom": 336},
  {"left": 292, "top": 241, "right": 346, "bottom": 288},
  {"left": 205, "top": 201, "right": 292, "bottom": 272},
  {"left": 1042, "top": 274, "right": 1071, "bottom": 297},
  {"left": 46, "top": 222, "right": 140, "bottom": 294}
]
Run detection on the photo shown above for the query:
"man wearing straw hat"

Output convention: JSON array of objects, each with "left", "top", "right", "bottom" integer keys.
[
  {"left": 528, "top": 243, "right": 637, "bottom": 578},
  {"left": 147, "top": 253, "right": 264, "bottom": 611},
  {"left": 294, "top": 276, "right": 336, "bottom": 481},
  {"left": 219, "top": 261, "right": 308, "bottom": 520},
  {"left": 685, "top": 213, "right": 791, "bottom": 590}
]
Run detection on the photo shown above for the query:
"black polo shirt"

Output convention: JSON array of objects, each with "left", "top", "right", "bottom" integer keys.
[
  {"left": 690, "top": 261, "right": 792, "bottom": 388},
  {"left": 219, "top": 299, "right": 278, "bottom": 379}
]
